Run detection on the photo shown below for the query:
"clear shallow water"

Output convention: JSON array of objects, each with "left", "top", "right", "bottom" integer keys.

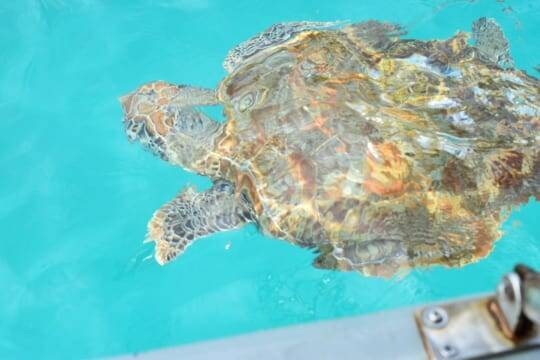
[{"left": 1, "top": 0, "right": 539, "bottom": 358}]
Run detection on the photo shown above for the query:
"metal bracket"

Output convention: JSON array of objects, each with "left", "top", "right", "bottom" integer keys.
[{"left": 415, "top": 264, "right": 540, "bottom": 359}]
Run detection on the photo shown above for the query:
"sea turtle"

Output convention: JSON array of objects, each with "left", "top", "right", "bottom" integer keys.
[{"left": 120, "top": 19, "right": 540, "bottom": 277}]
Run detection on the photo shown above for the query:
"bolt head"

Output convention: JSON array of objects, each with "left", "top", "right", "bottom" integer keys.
[
  {"left": 422, "top": 306, "right": 449, "bottom": 329},
  {"left": 440, "top": 343, "right": 459, "bottom": 359}
]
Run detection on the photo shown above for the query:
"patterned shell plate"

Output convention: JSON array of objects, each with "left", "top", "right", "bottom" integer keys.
[{"left": 208, "top": 27, "right": 539, "bottom": 276}]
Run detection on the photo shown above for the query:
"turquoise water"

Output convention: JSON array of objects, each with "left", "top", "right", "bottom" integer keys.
[{"left": 1, "top": 0, "right": 539, "bottom": 358}]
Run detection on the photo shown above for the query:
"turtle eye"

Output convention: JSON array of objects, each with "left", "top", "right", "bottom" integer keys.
[
  {"left": 125, "top": 120, "right": 144, "bottom": 141},
  {"left": 140, "top": 88, "right": 157, "bottom": 97}
]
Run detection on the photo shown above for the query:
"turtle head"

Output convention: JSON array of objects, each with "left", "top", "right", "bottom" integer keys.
[
  {"left": 120, "top": 81, "right": 222, "bottom": 171},
  {"left": 120, "top": 81, "right": 179, "bottom": 160}
]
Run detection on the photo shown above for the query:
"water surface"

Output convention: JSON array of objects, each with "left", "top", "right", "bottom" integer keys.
[{"left": 1, "top": 0, "right": 539, "bottom": 358}]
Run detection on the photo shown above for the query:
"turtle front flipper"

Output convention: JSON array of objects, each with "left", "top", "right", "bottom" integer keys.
[
  {"left": 120, "top": 81, "right": 223, "bottom": 173},
  {"left": 223, "top": 21, "right": 342, "bottom": 73},
  {"left": 147, "top": 180, "right": 255, "bottom": 265}
]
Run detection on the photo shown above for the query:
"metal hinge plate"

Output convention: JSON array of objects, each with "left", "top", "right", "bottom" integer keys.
[{"left": 415, "top": 295, "right": 540, "bottom": 359}]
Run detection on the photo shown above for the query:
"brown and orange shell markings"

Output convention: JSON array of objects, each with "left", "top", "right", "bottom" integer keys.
[{"left": 204, "top": 29, "right": 539, "bottom": 276}]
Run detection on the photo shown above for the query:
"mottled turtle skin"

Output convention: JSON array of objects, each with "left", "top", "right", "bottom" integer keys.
[{"left": 121, "top": 20, "right": 540, "bottom": 277}]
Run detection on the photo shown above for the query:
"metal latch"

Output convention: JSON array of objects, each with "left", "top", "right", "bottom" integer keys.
[{"left": 415, "top": 264, "right": 540, "bottom": 359}]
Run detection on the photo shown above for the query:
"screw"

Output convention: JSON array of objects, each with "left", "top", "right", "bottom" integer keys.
[
  {"left": 440, "top": 344, "right": 459, "bottom": 359},
  {"left": 422, "top": 306, "right": 449, "bottom": 329}
]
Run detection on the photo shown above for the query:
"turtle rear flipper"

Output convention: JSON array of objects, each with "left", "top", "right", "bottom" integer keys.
[
  {"left": 472, "top": 17, "right": 514, "bottom": 68},
  {"left": 146, "top": 180, "right": 255, "bottom": 265},
  {"left": 344, "top": 20, "right": 407, "bottom": 51},
  {"left": 487, "top": 149, "right": 540, "bottom": 205}
]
